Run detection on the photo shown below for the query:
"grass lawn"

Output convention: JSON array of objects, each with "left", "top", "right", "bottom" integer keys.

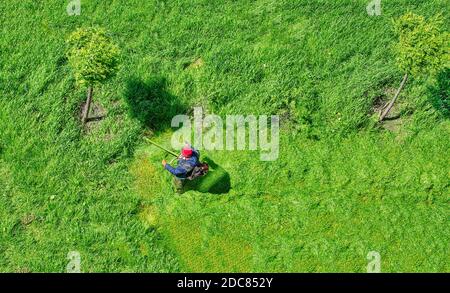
[{"left": 0, "top": 0, "right": 449, "bottom": 272}]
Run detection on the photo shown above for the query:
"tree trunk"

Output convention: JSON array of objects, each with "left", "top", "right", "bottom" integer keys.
[
  {"left": 82, "top": 86, "right": 93, "bottom": 125},
  {"left": 379, "top": 73, "right": 408, "bottom": 122}
]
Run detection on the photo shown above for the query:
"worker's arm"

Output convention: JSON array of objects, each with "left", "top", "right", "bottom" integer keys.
[{"left": 164, "top": 163, "right": 187, "bottom": 177}]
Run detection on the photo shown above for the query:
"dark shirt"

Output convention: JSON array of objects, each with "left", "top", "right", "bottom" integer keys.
[{"left": 164, "top": 151, "right": 200, "bottom": 179}]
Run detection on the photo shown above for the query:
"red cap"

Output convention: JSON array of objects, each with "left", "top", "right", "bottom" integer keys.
[{"left": 181, "top": 147, "right": 193, "bottom": 157}]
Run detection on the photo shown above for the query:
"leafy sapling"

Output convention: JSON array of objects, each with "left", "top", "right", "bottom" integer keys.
[
  {"left": 66, "top": 27, "right": 120, "bottom": 125},
  {"left": 379, "top": 12, "right": 449, "bottom": 121}
]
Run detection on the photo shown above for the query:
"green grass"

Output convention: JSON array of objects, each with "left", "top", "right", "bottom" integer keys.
[
  {"left": 0, "top": 0, "right": 449, "bottom": 272},
  {"left": 135, "top": 124, "right": 449, "bottom": 272}
]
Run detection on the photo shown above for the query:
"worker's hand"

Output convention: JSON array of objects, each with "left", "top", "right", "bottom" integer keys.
[{"left": 162, "top": 160, "right": 167, "bottom": 167}]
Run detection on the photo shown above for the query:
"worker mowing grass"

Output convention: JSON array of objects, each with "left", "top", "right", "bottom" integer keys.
[{"left": 161, "top": 143, "right": 209, "bottom": 193}]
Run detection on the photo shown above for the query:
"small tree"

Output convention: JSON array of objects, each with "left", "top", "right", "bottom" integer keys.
[
  {"left": 66, "top": 27, "right": 120, "bottom": 125},
  {"left": 379, "top": 12, "right": 449, "bottom": 121}
]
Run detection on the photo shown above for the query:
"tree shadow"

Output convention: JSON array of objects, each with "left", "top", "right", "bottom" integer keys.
[
  {"left": 428, "top": 68, "right": 449, "bottom": 119},
  {"left": 184, "top": 157, "right": 231, "bottom": 194},
  {"left": 382, "top": 114, "right": 401, "bottom": 121},
  {"left": 123, "top": 77, "right": 186, "bottom": 131}
]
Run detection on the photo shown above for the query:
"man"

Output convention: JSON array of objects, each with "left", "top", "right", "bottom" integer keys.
[{"left": 162, "top": 144, "right": 201, "bottom": 192}]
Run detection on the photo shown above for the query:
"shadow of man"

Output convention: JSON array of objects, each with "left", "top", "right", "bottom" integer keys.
[{"left": 183, "top": 157, "right": 231, "bottom": 194}]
